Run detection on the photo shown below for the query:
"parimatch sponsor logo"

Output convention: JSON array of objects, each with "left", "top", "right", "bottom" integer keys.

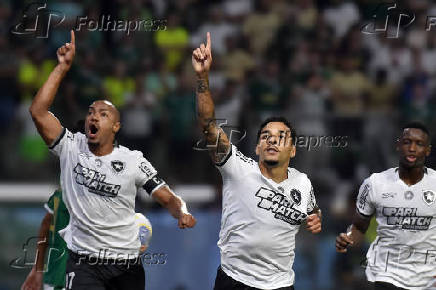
[
  {"left": 74, "top": 163, "right": 121, "bottom": 197},
  {"left": 256, "top": 187, "right": 307, "bottom": 225},
  {"left": 383, "top": 207, "right": 432, "bottom": 230}
]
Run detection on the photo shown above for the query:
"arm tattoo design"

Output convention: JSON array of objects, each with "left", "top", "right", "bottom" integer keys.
[{"left": 197, "top": 79, "right": 209, "bottom": 93}]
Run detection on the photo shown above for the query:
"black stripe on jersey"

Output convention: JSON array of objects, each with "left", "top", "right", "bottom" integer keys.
[
  {"left": 215, "top": 147, "right": 232, "bottom": 167},
  {"left": 356, "top": 208, "right": 372, "bottom": 219},
  {"left": 143, "top": 175, "right": 165, "bottom": 194},
  {"left": 49, "top": 127, "right": 66, "bottom": 149}
]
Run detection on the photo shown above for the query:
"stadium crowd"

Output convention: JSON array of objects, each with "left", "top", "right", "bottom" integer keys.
[{"left": 2, "top": 0, "right": 436, "bottom": 289}]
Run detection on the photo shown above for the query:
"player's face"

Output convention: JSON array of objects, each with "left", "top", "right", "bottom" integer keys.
[
  {"left": 85, "top": 101, "right": 120, "bottom": 146},
  {"left": 397, "top": 128, "right": 431, "bottom": 169},
  {"left": 256, "top": 122, "right": 296, "bottom": 167}
]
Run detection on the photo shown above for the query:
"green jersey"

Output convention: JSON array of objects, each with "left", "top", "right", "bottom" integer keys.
[{"left": 43, "top": 190, "right": 70, "bottom": 287}]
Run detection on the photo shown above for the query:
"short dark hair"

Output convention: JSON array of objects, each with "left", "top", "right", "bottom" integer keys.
[
  {"left": 256, "top": 117, "right": 296, "bottom": 145},
  {"left": 402, "top": 121, "right": 430, "bottom": 137}
]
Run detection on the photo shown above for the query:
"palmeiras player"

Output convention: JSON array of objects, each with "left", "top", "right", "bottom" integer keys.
[
  {"left": 29, "top": 31, "right": 196, "bottom": 290},
  {"left": 192, "top": 32, "right": 322, "bottom": 290},
  {"left": 336, "top": 122, "right": 436, "bottom": 290}
]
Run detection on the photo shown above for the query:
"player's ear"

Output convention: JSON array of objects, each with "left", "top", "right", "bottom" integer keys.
[
  {"left": 426, "top": 144, "right": 432, "bottom": 157},
  {"left": 255, "top": 143, "right": 260, "bottom": 156},
  {"left": 113, "top": 121, "right": 121, "bottom": 134},
  {"left": 290, "top": 144, "right": 296, "bottom": 158},
  {"left": 396, "top": 138, "right": 400, "bottom": 152}
]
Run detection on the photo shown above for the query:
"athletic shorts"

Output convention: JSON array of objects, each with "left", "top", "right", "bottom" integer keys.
[
  {"left": 65, "top": 250, "right": 145, "bottom": 290},
  {"left": 373, "top": 281, "right": 408, "bottom": 290},
  {"left": 214, "top": 266, "right": 295, "bottom": 290}
]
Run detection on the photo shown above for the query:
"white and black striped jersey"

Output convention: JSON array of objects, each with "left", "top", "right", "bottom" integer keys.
[
  {"left": 217, "top": 145, "right": 317, "bottom": 289},
  {"left": 356, "top": 167, "right": 436, "bottom": 289},
  {"left": 49, "top": 128, "right": 165, "bottom": 258}
]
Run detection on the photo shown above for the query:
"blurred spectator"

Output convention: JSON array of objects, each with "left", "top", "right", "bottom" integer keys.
[
  {"left": 323, "top": 0, "right": 360, "bottom": 38},
  {"left": 5, "top": 2, "right": 436, "bottom": 287},
  {"left": 222, "top": 34, "right": 255, "bottom": 82},
  {"left": 248, "top": 59, "right": 289, "bottom": 119},
  {"left": 162, "top": 70, "right": 196, "bottom": 180},
  {"left": 154, "top": 12, "right": 189, "bottom": 71},
  {"left": 0, "top": 32, "right": 19, "bottom": 132},
  {"left": 242, "top": 0, "right": 282, "bottom": 58},
  {"left": 70, "top": 50, "right": 102, "bottom": 114},
  {"left": 103, "top": 60, "right": 135, "bottom": 108},
  {"left": 190, "top": 4, "right": 237, "bottom": 56},
  {"left": 120, "top": 73, "right": 157, "bottom": 153},
  {"left": 222, "top": 0, "right": 253, "bottom": 22},
  {"left": 330, "top": 55, "right": 371, "bottom": 116},
  {"left": 288, "top": 71, "right": 330, "bottom": 174},
  {"left": 214, "top": 80, "right": 244, "bottom": 128},
  {"left": 363, "top": 69, "right": 398, "bottom": 172},
  {"left": 144, "top": 61, "right": 177, "bottom": 98}
]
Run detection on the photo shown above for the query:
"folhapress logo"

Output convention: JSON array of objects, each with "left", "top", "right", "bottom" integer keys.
[
  {"left": 361, "top": 3, "right": 415, "bottom": 38},
  {"left": 11, "top": 2, "right": 65, "bottom": 38}
]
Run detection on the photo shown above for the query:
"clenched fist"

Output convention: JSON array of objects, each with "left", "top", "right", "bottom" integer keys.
[{"left": 178, "top": 213, "right": 196, "bottom": 229}]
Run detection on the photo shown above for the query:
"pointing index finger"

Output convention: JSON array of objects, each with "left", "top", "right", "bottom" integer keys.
[
  {"left": 206, "top": 32, "right": 211, "bottom": 51},
  {"left": 70, "top": 30, "right": 75, "bottom": 45}
]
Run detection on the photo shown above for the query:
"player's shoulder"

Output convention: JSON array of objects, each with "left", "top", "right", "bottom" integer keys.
[
  {"left": 230, "top": 144, "right": 257, "bottom": 167},
  {"left": 366, "top": 167, "right": 397, "bottom": 184},
  {"left": 116, "top": 145, "right": 145, "bottom": 160},
  {"left": 425, "top": 167, "right": 436, "bottom": 179},
  {"left": 288, "top": 167, "right": 312, "bottom": 187},
  {"left": 67, "top": 131, "right": 87, "bottom": 145}
]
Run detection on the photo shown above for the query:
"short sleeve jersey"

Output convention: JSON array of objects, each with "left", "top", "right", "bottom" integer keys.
[
  {"left": 356, "top": 168, "right": 436, "bottom": 289},
  {"left": 49, "top": 128, "right": 165, "bottom": 258},
  {"left": 217, "top": 145, "right": 317, "bottom": 289}
]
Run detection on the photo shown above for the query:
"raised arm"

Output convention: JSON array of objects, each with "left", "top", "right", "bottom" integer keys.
[
  {"left": 152, "top": 186, "right": 196, "bottom": 229},
  {"left": 29, "top": 30, "right": 76, "bottom": 146},
  {"left": 192, "top": 32, "right": 230, "bottom": 163}
]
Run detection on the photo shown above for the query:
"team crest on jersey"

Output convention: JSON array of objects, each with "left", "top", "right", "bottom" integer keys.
[
  {"left": 111, "top": 160, "right": 125, "bottom": 173},
  {"left": 290, "top": 189, "right": 302, "bottom": 205},
  {"left": 423, "top": 190, "right": 436, "bottom": 206}
]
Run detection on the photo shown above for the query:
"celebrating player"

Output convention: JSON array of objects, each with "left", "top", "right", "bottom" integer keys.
[
  {"left": 336, "top": 122, "right": 436, "bottom": 290},
  {"left": 29, "top": 30, "right": 196, "bottom": 290},
  {"left": 192, "top": 32, "right": 322, "bottom": 290}
]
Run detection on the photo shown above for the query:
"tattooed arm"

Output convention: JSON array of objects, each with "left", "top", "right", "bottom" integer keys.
[{"left": 192, "top": 33, "right": 230, "bottom": 163}]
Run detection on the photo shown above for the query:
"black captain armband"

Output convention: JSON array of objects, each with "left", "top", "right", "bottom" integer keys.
[{"left": 143, "top": 175, "right": 165, "bottom": 194}]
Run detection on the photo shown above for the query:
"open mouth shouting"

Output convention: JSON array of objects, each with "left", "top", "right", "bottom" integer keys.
[{"left": 88, "top": 123, "right": 99, "bottom": 140}]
